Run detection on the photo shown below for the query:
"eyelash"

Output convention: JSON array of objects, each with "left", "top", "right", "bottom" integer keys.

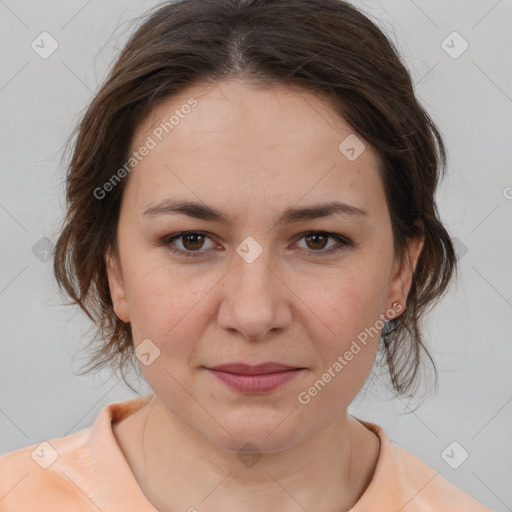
[{"left": 159, "top": 230, "right": 351, "bottom": 259}]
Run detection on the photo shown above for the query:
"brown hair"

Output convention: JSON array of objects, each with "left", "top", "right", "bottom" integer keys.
[{"left": 53, "top": 0, "right": 456, "bottom": 398}]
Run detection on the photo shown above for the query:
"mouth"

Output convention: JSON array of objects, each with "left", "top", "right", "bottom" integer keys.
[{"left": 204, "top": 362, "right": 306, "bottom": 393}]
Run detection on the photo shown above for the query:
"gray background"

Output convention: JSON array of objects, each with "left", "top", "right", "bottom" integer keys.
[{"left": 1, "top": 0, "right": 511, "bottom": 510}]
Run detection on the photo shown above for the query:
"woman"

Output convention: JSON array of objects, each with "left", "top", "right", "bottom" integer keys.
[{"left": 0, "top": 0, "right": 494, "bottom": 510}]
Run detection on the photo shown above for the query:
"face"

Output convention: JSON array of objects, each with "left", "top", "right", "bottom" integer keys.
[{"left": 106, "top": 79, "right": 422, "bottom": 453}]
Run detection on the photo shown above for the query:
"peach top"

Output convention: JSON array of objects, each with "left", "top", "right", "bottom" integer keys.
[{"left": 0, "top": 396, "right": 493, "bottom": 511}]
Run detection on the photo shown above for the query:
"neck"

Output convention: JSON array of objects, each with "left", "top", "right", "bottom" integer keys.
[{"left": 114, "top": 395, "right": 379, "bottom": 512}]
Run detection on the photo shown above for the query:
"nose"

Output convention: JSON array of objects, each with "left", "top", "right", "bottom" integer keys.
[{"left": 217, "top": 244, "right": 293, "bottom": 342}]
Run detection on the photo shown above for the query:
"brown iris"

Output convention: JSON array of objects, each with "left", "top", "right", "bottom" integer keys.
[
  {"left": 181, "top": 233, "right": 205, "bottom": 251},
  {"left": 304, "top": 233, "right": 329, "bottom": 250}
]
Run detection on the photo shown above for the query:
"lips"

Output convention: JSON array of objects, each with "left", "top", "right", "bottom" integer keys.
[
  {"left": 208, "top": 362, "right": 301, "bottom": 375},
  {"left": 205, "top": 362, "right": 305, "bottom": 393}
]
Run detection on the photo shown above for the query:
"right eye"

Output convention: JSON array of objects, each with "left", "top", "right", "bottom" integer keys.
[{"left": 159, "top": 231, "right": 218, "bottom": 258}]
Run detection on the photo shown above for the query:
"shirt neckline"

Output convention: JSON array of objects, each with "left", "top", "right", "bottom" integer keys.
[{"left": 90, "top": 396, "right": 399, "bottom": 511}]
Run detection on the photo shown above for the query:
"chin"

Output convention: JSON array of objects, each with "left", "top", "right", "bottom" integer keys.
[{"left": 199, "top": 408, "right": 312, "bottom": 455}]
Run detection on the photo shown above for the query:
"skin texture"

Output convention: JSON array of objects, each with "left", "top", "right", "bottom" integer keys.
[{"left": 106, "top": 79, "right": 423, "bottom": 511}]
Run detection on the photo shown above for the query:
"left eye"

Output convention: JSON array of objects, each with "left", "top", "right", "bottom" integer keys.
[
  {"left": 159, "top": 230, "right": 350, "bottom": 258},
  {"left": 294, "top": 232, "right": 346, "bottom": 253}
]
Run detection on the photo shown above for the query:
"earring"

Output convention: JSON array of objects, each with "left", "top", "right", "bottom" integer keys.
[{"left": 392, "top": 301, "right": 400, "bottom": 309}]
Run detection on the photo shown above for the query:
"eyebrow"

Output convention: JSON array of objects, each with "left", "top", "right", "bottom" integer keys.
[{"left": 142, "top": 198, "right": 369, "bottom": 225}]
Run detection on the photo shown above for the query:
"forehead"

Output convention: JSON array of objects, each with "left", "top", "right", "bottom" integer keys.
[
  {"left": 125, "top": 79, "right": 384, "bottom": 217},
  {"left": 133, "top": 79, "right": 367, "bottom": 156}
]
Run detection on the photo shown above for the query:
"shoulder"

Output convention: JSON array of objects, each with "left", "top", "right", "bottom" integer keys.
[
  {"left": 390, "top": 442, "right": 493, "bottom": 511},
  {"left": 0, "top": 395, "right": 154, "bottom": 511},
  {"left": 0, "top": 428, "right": 97, "bottom": 510},
  {"left": 352, "top": 418, "right": 494, "bottom": 511}
]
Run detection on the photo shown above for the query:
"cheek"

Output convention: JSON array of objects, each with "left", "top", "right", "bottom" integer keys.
[
  {"left": 294, "top": 263, "right": 390, "bottom": 344},
  {"left": 122, "top": 251, "right": 213, "bottom": 348},
  {"left": 293, "top": 275, "right": 385, "bottom": 411},
  {"left": 291, "top": 262, "right": 390, "bottom": 396}
]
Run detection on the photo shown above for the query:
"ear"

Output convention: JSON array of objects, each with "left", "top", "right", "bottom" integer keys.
[
  {"left": 105, "top": 248, "right": 130, "bottom": 323},
  {"left": 387, "top": 232, "right": 424, "bottom": 318}
]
